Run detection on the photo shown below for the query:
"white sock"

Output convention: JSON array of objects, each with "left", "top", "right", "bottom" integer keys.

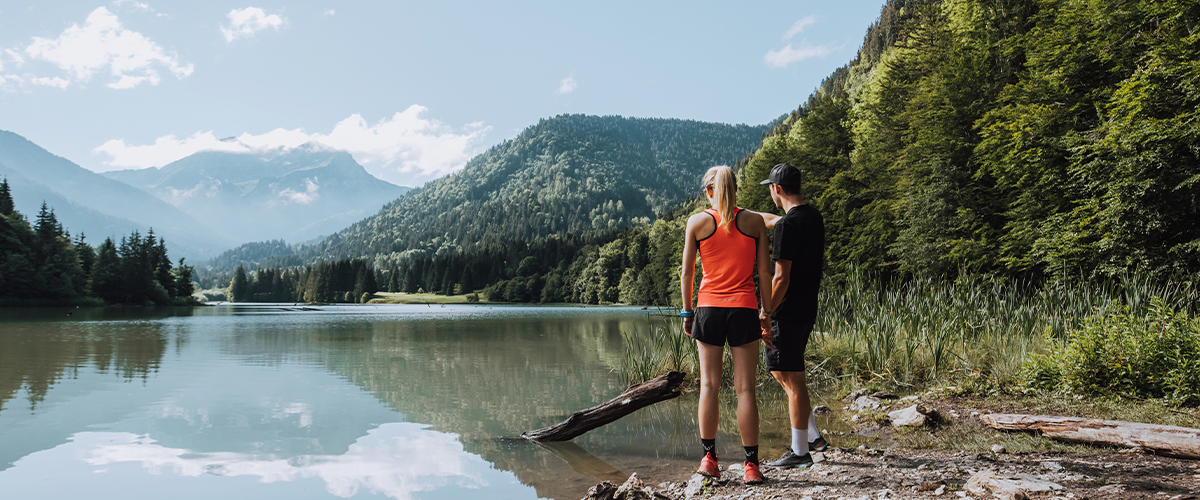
[
  {"left": 808, "top": 410, "right": 821, "bottom": 442},
  {"left": 791, "top": 427, "right": 807, "bottom": 455}
]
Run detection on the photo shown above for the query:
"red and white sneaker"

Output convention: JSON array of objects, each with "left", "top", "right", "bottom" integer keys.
[
  {"left": 697, "top": 452, "right": 720, "bottom": 477},
  {"left": 743, "top": 461, "right": 764, "bottom": 484}
]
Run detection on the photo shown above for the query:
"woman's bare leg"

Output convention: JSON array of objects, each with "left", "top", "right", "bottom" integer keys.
[
  {"left": 697, "top": 340, "right": 724, "bottom": 440},
  {"left": 731, "top": 341, "right": 760, "bottom": 447}
]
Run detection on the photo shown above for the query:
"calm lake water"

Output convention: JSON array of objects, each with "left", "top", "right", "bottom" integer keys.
[{"left": 0, "top": 304, "right": 827, "bottom": 500}]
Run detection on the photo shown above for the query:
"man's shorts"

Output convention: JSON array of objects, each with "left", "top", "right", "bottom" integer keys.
[
  {"left": 691, "top": 307, "right": 761, "bottom": 347},
  {"left": 765, "top": 319, "right": 812, "bottom": 372}
]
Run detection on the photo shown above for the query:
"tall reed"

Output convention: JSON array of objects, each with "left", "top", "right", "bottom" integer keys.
[{"left": 622, "top": 269, "right": 1198, "bottom": 393}]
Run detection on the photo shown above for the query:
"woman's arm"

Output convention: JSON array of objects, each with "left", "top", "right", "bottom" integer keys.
[
  {"left": 743, "top": 212, "right": 774, "bottom": 345},
  {"left": 679, "top": 215, "right": 701, "bottom": 336}
]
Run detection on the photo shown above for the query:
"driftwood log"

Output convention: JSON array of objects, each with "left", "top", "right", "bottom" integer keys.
[
  {"left": 982, "top": 413, "right": 1200, "bottom": 459},
  {"left": 522, "top": 371, "right": 685, "bottom": 441}
]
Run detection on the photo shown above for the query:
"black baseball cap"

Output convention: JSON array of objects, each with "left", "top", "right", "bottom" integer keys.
[{"left": 760, "top": 163, "right": 802, "bottom": 185}]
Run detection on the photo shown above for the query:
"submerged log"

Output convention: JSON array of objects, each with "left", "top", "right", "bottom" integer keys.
[
  {"left": 982, "top": 413, "right": 1200, "bottom": 459},
  {"left": 522, "top": 371, "right": 685, "bottom": 442}
]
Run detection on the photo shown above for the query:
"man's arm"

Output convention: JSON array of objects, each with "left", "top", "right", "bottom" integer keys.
[
  {"left": 769, "top": 259, "right": 792, "bottom": 314},
  {"left": 747, "top": 210, "right": 781, "bottom": 229}
]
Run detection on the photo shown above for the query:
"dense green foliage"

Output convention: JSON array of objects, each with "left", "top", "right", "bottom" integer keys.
[
  {"left": 1026, "top": 299, "right": 1200, "bottom": 405},
  {"left": 297, "top": 115, "right": 765, "bottom": 265},
  {"left": 736, "top": 0, "right": 1199, "bottom": 281},
  {"left": 227, "top": 258, "right": 378, "bottom": 303},
  {"left": 0, "top": 179, "right": 194, "bottom": 305}
]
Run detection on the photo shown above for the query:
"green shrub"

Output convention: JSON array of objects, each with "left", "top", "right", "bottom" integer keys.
[{"left": 1025, "top": 298, "right": 1200, "bottom": 406}]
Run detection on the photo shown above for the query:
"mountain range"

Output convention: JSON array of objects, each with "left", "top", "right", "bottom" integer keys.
[
  {"left": 104, "top": 147, "right": 409, "bottom": 245},
  {"left": 0, "top": 130, "right": 233, "bottom": 259}
]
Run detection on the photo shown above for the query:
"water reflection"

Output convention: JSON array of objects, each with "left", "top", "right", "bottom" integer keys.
[
  {"left": 78, "top": 424, "right": 495, "bottom": 500},
  {"left": 0, "top": 305, "right": 761, "bottom": 500}
]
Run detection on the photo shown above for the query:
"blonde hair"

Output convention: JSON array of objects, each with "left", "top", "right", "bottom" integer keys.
[{"left": 702, "top": 165, "right": 737, "bottom": 232}]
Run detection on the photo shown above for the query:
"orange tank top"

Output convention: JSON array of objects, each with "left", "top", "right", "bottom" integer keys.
[{"left": 697, "top": 208, "right": 759, "bottom": 309}]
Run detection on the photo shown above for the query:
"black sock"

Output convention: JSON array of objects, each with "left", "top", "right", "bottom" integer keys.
[
  {"left": 744, "top": 445, "right": 759, "bottom": 465},
  {"left": 701, "top": 438, "right": 716, "bottom": 457}
]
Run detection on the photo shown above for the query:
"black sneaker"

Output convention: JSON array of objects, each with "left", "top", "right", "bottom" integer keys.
[
  {"left": 764, "top": 449, "right": 814, "bottom": 469},
  {"left": 809, "top": 435, "right": 829, "bottom": 453}
]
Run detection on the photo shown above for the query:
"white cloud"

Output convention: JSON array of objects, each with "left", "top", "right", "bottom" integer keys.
[
  {"left": 30, "top": 76, "right": 71, "bottom": 88},
  {"left": 323, "top": 9, "right": 336, "bottom": 16},
  {"left": 93, "top": 105, "right": 492, "bottom": 186},
  {"left": 555, "top": 75, "right": 576, "bottom": 95},
  {"left": 221, "top": 7, "right": 285, "bottom": 42},
  {"left": 21, "top": 7, "right": 192, "bottom": 89},
  {"left": 279, "top": 178, "right": 320, "bottom": 204},
  {"left": 764, "top": 42, "right": 836, "bottom": 68},
  {"left": 783, "top": 15, "right": 818, "bottom": 40},
  {"left": 113, "top": 0, "right": 152, "bottom": 12}
]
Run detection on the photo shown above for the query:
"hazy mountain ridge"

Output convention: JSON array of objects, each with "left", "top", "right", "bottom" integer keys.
[
  {"left": 297, "top": 114, "right": 768, "bottom": 266},
  {"left": 105, "top": 149, "right": 410, "bottom": 244},
  {"left": 0, "top": 130, "right": 232, "bottom": 259}
]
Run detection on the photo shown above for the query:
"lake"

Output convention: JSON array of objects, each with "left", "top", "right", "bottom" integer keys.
[{"left": 0, "top": 304, "right": 825, "bottom": 500}]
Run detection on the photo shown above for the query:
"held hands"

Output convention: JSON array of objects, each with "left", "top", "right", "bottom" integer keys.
[{"left": 759, "top": 309, "right": 775, "bottom": 349}]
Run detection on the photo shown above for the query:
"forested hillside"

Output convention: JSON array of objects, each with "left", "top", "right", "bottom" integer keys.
[
  {"left": 297, "top": 115, "right": 767, "bottom": 265},
  {"left": 736, "top": 0, "right": 1199, "bottom": 281}
]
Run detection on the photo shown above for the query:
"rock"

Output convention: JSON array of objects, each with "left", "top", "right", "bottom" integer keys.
[
  {"left": 814, "top": 404, "right": 833, "bottom": 415},
  {"left": 613, "top": 473, "right": 657, "bottom": 500},
  {"left": 889, "top": 405, "right": 928, "bottom": 427},
  {"left": 844, "top": 388, "right": 870, "bottom": 403},
  {"left": 582, "top": 480, "right": 618, "bottom": 500},
  {"left": 871, "top": 391, "right": 899, "bottom": 400},
  {"left": 1096, "top": 484, "right": 1125, "bottom": 493},
  {"left": 684, "top": 474, "right": 710, "bottom": 499},
  {"left": 934, "top": 485, "right": 946, "bottom": 496},
  {"left": 965, "top": 470, "right": 1063, "bottom": 500},
  {"left": 918, "top": 482, "right": 943, "bottom": 492},
  {"left": 852, "top": 396, "right": 883, "bottom": 411},
  {"left": 1040, "top": 461, "right": 1062, "bottom": 471},
  {"left": 991, "top": 444, "right": 1006, "bottom": 454}
]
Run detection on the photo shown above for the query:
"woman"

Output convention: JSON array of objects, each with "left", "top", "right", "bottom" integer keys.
[{"left": 679, "top": 165, "right": 773, "bottom": 485}]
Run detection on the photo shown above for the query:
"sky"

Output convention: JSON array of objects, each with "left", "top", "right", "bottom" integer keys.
[{"left": 0, "top": 0, "right": 888, "bottom": 188}]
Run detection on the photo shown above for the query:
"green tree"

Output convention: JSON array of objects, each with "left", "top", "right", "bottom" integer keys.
[{"left": 230, "top": 265, "right": 249, "bottom": 302}]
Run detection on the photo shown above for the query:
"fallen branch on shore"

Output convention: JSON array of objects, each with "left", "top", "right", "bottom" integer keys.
[
  {"left": 981, "top": 413, "right": 1200, "bottom": 459},
  {"left": 522, "top": 371, "right": 685, "bottom": 442}
]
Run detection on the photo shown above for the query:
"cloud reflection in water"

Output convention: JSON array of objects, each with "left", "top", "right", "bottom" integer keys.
[{"left": 79, "top": 423, "right": 490, "bottom": 499}]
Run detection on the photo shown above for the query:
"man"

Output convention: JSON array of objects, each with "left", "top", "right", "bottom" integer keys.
[{"left": 755, "top": 163, "right": 828, "bottom": 469}]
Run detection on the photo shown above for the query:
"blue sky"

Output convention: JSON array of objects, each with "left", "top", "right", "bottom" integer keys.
[{"left": 0, "top": 1, "right": 887, "bottom": 187}]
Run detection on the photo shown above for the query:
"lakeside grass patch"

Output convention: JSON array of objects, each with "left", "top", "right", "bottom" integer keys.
[
  {"left": 620, "top": 270, "right": 1199, "bottom": 407},
  {"left": 368, "top": 292, "right": 485, "bottom": 304}
]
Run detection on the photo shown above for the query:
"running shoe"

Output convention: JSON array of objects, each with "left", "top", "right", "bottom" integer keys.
[
  {"left": 764, "top": 449, "right": 814, "bottom": 469},
  {"left": 697, "top": 452, "right": 720, "bottom": 477},
  {"left": 809, "top": 435, "right": 829, "bottom": 453},
  {"left": 743, "top": 461, "right": 764, "bottom": 484}
]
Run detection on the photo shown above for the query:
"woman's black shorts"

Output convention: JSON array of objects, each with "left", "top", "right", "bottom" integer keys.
[
  {"left": 764, "top": 319, "right": 812, "bottom": 372},
  {"left": 691, "top": 307, "right": 762, "bottom": 347}
]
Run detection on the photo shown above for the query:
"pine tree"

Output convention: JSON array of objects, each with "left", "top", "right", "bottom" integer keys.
[
  {"left": 172, "top": 258, "right": 195, "bottom": 300},
  {"left": 0, "top": 178, "right": 13, "bottom": 216},
  {"left": 230, "top": 265, "right": 249, "bottom": 302},
  {"left": 89, "top": 238, "right": 122, "bottom": 302}
]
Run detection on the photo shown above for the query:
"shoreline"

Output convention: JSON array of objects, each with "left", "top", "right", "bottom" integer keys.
[{"left": 577, "top": 394, "right": 1200, "bottom": 500}]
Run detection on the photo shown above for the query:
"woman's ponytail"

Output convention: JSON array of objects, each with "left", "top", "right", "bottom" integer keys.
[{"left": 702, "top": 166, "right": 737, "bottom": 232}]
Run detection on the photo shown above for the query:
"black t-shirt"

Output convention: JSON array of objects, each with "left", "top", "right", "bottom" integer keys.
[{"left": 771, "top": 204, "right": 824, "bottom": 324}]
